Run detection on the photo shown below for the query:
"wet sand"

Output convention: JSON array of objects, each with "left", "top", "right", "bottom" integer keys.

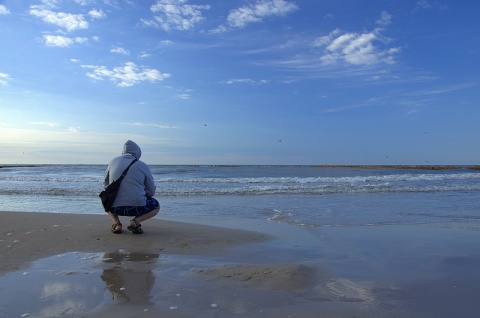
[
  {"left": 1, "top": 211, "right": 480, "bottom": 317},
  {"left": 0, "top": 211, "right": 270, "bottom": 275}
]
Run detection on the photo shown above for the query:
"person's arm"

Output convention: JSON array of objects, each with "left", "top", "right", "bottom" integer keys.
[
  {"left": 144, "top": 168, "right": 156, "bottom": 197},
  {"left": 103, "top": 169, "right": 110, "bottom": 188},
  {"left": 103, "top": 167, "right": 110, "bottom": 188}
]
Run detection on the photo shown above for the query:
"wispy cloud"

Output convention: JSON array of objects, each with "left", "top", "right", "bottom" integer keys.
[
  {"left": 0, "top": 73, "right": 11, "bottom": 85},
  {"left": 168, "top": 88, "right": 193, "bottom": 100},
  {"left": 0, "top": 4, "right": 10, "bottom": 15},
  {"left": 42, "top": 34, "right": 88, "bottom": 47},
  {"left": 416, "top": 0, "right": 431, "bottom": 9},
  {"left": 376, "top": 11, "right": 392, "bottom": 27},
  {"left": 219, "top": 10, "right": 401, "bottom": 83},
  {"left": 211, "top": 0, "right": 298, "bottom": 33},
  {"left": 122, "top": 122, "right": 179, "bottom": 129},
  {"left": 177, "top": 93, "right": 190, "bottom": 100},
  {"left": 318, "top": 94, "right": 403, "bottom": 114},
  {"left": 81, "top": 62, "right": 171, "bottom": 87},
  {"left": 159, "top": 40, "right": 174, "bottom": 46},
  {"left": 111, "top": 46, "right": 130, "bottom": 55},
  {"left": 88, "top": 8, "right": 106, "bottom": 20},
  {"left": 143, "top": 0, "right": 210, "bottom": 31},
  {"left": 319, "top": 82, "right": 478, "bottom": 114},
  {"left": 31, "top": 121, "right": 60, "bottom": 128},
  {"left": 67, "top": 126, "right": 80, "bottom": 132},
  {"left": 414, "top": 1, "right": 449, "bottom": 12},
  {"left": 30, "top": 6, "right": 89, "bottom": 32},
  {"left": 227, "top": 0, "right": 297, "bottom": 28},
  {"left": 223, "top": 78, "right": 269, "bottom": 85},
  {"left": 406, "top": 82, "right": 478, "bottom": 97}
]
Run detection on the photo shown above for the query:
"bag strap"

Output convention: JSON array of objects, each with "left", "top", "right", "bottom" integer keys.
[{"left": 120, "top": 158, "right": 138, "bottom": 178}]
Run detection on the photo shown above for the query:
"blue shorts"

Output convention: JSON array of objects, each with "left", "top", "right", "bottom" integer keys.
[{"left": 111, "top": 198, "right": 160, "bottom": 217}]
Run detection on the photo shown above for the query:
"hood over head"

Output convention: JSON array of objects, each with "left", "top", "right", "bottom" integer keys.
[{"left": 122, "top": 140, "right": 142, "bottom": 159}]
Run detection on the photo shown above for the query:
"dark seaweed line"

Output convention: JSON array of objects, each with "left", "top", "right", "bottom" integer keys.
[{"left": 312, "top": 165, "right": 480, "bottom": 171}]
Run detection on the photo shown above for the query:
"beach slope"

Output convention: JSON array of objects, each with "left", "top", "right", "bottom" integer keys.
[{"left": 0, "top": 211, "right": 270, "bottom": 275}]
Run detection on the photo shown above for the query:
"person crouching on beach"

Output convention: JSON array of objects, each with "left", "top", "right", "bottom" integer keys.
[{"left": 103, "top": 140, "right": 160, "bottom": 234}]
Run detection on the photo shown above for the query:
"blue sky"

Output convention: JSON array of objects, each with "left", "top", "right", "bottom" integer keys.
[{"left": 0, "top": 0, "right": 479, "bottom": 165}]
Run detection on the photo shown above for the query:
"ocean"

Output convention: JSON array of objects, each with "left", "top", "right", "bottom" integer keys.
[{"left": 1, "top": 164, "right": 479, "bottom": 227}]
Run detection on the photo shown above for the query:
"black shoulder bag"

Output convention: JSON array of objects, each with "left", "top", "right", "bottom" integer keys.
[{"left": 99, "top": 159, "right": 138, "bottom": 212}]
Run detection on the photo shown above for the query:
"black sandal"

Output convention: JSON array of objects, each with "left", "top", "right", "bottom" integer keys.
[
  {"left": 111, "top": 222, "right": 122, "bottom": 234},
  {"left": 127, "top": 218, "right": 143, "bottom": 234}
]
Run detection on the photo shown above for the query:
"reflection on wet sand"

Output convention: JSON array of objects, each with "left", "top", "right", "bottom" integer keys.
[{"left": 101, "top": 251, "right": 160, "bottom": 305}]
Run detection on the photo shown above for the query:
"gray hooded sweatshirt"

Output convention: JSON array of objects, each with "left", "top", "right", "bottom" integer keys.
[{"left": 103, "top": 140, "right": 156, "bottom": 207}]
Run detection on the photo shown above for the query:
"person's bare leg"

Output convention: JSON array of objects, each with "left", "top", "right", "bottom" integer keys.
[
  {"left": 108, "top": 211, "right": 122, "bottom": 232},
  {"left": 107, "top": 211, "right": 121, "bottom": 223},
  {"left": 132, "top": 206, "right": 160, "bottom": 224},
  {"left": 125, "top": 202, "right": 161, "bottom": 234}
]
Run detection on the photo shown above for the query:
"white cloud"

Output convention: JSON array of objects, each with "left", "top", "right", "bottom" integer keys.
[
  {"left": 37, "top": 0, "right": 59, "bottom": 9},
  {"left": 313, "top": 29, "right": 341, "bottom": 47},
  {"left": 81, "top": 62, "right": 171, "bottom": 87},
  {"left": 88, "top": 9, "right": 106, "bottom": 20},
  {"left": 139, "top": 52, "right": 152, "bottom": 58},
  {"left": 209, "top": 25, "right": 228, "bottom": 34},
  {"left": 223, "top": 78, "right": 269, "bottom": 85},
  {"left": 31, "top": 121, "right": 60, "bottom": 128},
  {"left": 0, "top": 73, "right": 11, "bottom": 85},
  {"left": 414, "top": 1, "right": 449, "bottom": 11},
  {"left": 172, "top": 88, "right": 193, "bottom": 99},
  {"left": 160, "top": 39, "right": 174, "bottom": 46},
  {"left": 416, "top": 0, "right": 431, "bottom": 9},
  {"left": 0, "top": 5, "right": 10, "bottom": 15},
  {"left": 407, "top": 82, "right": 477, "bottom": 97},
  {"left": 177, "top": 93, "right": 190, "bottom": 99},
  {"left": 122, "top": 122, "right": 179, "bottom": 129},
  {"left": 227, "top": 0, "right": 298, "bottom": 28},
  {"left": 212, "top": 0, "right": 297, "bottom": 32},
  {"left": 30, "top": 6, "right": 88, "bottom": 32},
  {"left": 314, "top": 12, "right": 399, "bottom": 66},
  {"left": 324, "top": 13, "right": 334, "bottom": 20},
  {"left": 67, "top": 126, "right": 80, "bottom": 132},
  {"left": 43, "top": 34, "right": 88, "bottom": 47},
  {"left": 144, "top": 0, "right": 210, "bottom": 31},
  {"left": 377, "top": 11, "right": 392, "bottom": 27},
  {"left": 111, "top": 46, "right": 130, "bottom": 55}
]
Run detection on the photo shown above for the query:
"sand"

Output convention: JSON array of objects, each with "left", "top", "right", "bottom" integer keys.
[
  {"left": 0, "top": 211, "right": 270, "bottom": 275},
  {"left": 1, "top": 212, "right": 326, "bottom": 317},
  {"left": 2, "top": 211, "right": 480, "bottom": 318}
]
